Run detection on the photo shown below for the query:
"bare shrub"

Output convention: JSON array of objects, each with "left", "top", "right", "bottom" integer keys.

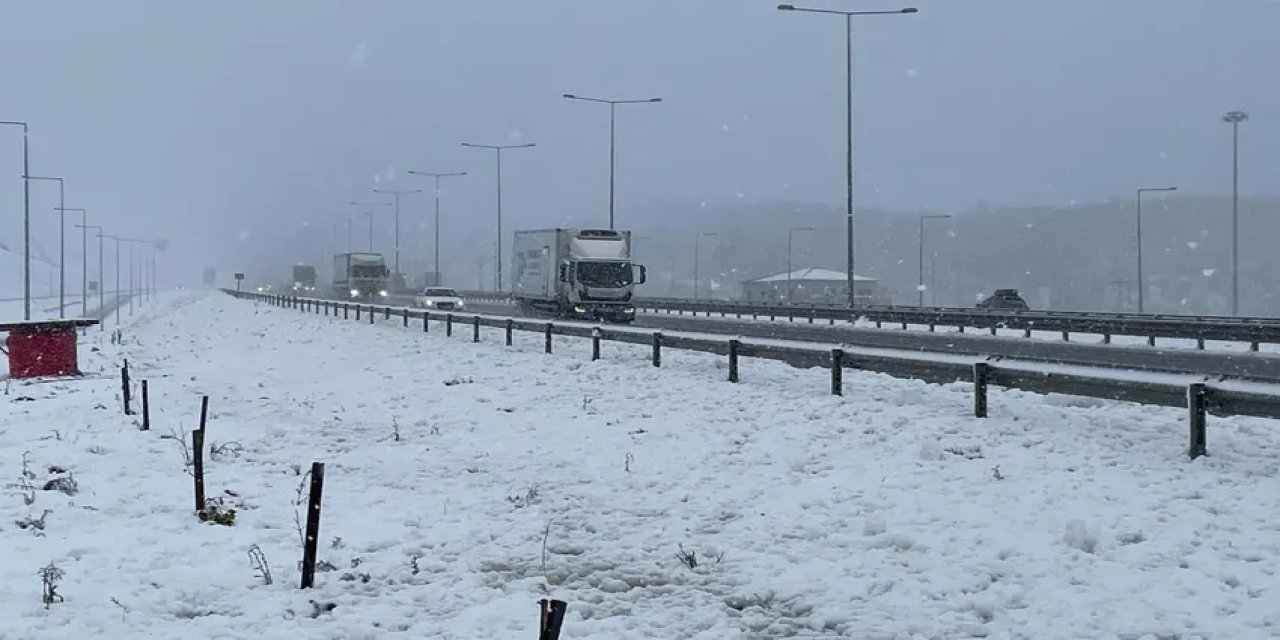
[
  {"left": 248, "top": 545, "right": 273, "bottom": 585},
  {"left": 39, "top": 562, "right": 65, "bottom": 608}
]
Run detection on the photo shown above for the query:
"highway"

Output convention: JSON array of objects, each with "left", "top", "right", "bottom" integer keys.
[{"left": 394, "top": 296, "right": 1280, "bottom": 383}]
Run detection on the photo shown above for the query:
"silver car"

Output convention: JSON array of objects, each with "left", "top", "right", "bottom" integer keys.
[{"left": 415, "top": 287, "right": 465, "bottom": 311}]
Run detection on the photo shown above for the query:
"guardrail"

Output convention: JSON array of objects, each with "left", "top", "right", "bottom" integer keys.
[
  {"left": 451, "top": 290, "right": 1280, "bottom": 350},
  {"left": 229, "top": 290, "right": 1280, "bottom": 461}
]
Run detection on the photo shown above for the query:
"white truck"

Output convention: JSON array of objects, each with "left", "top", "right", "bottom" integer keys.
[
  {"left": 512, "top": 228, "right": 646, "bottom": 323},
  {"left": 333, "top": 252, "right": 390, "bottom": 300}
]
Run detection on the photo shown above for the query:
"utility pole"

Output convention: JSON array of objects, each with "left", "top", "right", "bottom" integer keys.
[
  {"left": 462, "top": 141, "right": 536, "bottom": 291},
  {"left": 1, "top": 121, "right": 32, "bottom": 319},
  {"left": 408, "top": 170, "right": 467, "bottom": 287},
  {"left": 1222, "top": 110, "right": 1248, "bottom": 315}
]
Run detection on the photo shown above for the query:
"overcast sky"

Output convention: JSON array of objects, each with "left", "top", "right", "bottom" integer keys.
[{"left": 1, "top": 0, "right": 1276, "bottom": 282}]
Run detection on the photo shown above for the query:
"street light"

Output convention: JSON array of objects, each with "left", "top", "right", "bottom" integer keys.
[
  {"left": 1222, "top": 110, "right": 1248, "bottom": 315},
  {"left": 29, "top": 177, "right": 66, "bottom": 316},
  {"left": 461, "top": 142, "right": 537, "bottom": 291},
  {"left": 1, "top": 120, "right": 32, "bottom": 319},
  {"left": 1135, "top": 187, "right": 1177, "bottom": 313},
  {"left": 787, "top": 226, "right": 816, "bottom": 303},
  {"left": 100, "top": 234, "right": 124, "bottom": 325},
  {"left": 118, "top": 238, "right": 148, "bottom": 316},
  {"left": 408, "top": 170, "right": 467, "bottom": 287},
  {"left": 777, "top": 4, "right": 917, "bottom": 308},
  {"left": 75, "top": 224, "right": 104, "bottom": 329},
  {"left": 693, "top": 232, "right": 719, "bottom": 300},
  {"left": 917, "top": 214, "right": 951, "bottom": 307},
  {"left": 562, "top": 94, "right": 663, "bottom": 230},
  {"left": 57, "top": 207, "right": 90, "bottom": 314},
  {"left": 371, "top": 187, "right": 423, "bottom": 280},
  {"left": 348, "top": 201, "right": 391, "bottom": 253}
]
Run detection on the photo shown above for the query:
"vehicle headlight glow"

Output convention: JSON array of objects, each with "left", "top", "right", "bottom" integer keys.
[
  {"left": 425, "top": 300, "right": 435, "bottom": 307},
  {"left": 350, "top": 289, "right": 360, "bottom": 297},
  {"left": 378, "top": 290, "right": 388, "bottom": 297},
  {"left": 456, "top": 300, "right": 465, "bottom": 308}
]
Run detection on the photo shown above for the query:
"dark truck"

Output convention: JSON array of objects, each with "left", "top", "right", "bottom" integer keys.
[
  {"left": 291, "top": 264, "right": 318, "bottom": 293},
  {"left": 977, "top": 288, "right": 1029, "bottom": 310}
]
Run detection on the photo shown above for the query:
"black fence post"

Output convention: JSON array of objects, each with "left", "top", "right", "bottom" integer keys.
[
  {"left": 446, "top": 314, "right": 453, "bottom": 337},
  {"left": 299, "top": 461, "right": 326, "bottom": 589},
  {"left": 539, "top": 599, "right": 568, "bottom": 640},
  {"left": 473, "top": 316, "right": 481, "bottom": 343},
  {"left": 199, "top": 395, "right": 209, "bottom": 433},
  {"left": 972, "top": 361, "right": 990, "bottom": 418},
  {"left": 403, "top": 308, "right": 409, "bottom": 328},
  {"left": 324, "top": 302, "right": 329, "bottom": 317},
  {"left": 1187, "top": 383, "right": 1207, "bottom": 460},
  {"left": 728, "top": 339, "right": 740, "bottom": 383},
  {"left": 344, "top": 304, "right": 349, "bottom": 320},
  {"left": 355, "top": 305, "right": 360, "bottom": 321},
  {"left": 830, "top": 349, "right": 844, "bottom": 396},
  {"left": 652, "top": 332, "right": 662, "bottom": 367},
  {"left": 121, "top": 359, "right": 132, "bottom": 415},
  {"left": 592, "top": 328, "right": 601, "bottom": 361},
  {"left": 424, "top": 311, "right": 430, "bottom": 333},
  {"left": 544, "top": 323, "right": 553, "bottom": 354},
  {"left": 369, "top": 306, "right": 375, "bottom": 325},
  {"left": 505, "top": 318, "right": 514, "bottom": 346},
  {"left": 384, "top": 306, "right": 391, "bottom": 321},
  {"left": 1147, "top": 335, "right": 1156, "bottom": 347},
  {"left": 192, "top": 428, "right": 206, "bottom": 513},
  {"left": 141, "top": 380, "right": 150, "bottom": 431}
]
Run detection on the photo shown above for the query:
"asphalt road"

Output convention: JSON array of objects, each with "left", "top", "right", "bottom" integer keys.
[{"left": 452, "top": 300, "right": 1280, "bottom": 383}]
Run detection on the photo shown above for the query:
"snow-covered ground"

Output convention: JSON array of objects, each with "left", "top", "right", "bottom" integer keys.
[{"left": 2, "top": 291, "right": 1278, "bottom": 639}]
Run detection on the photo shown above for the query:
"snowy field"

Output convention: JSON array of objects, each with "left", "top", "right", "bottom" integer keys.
[{"left": 2, "top": 291, "right": 1278, "bottom": 639}]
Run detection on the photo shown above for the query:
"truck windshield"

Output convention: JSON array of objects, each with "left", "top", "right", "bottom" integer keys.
[
  {"left": 351, "top": 265, "right": 385, "bottom": 278},
  {"left": 577, "top": 262, "right": 633, "bottom": 288}
]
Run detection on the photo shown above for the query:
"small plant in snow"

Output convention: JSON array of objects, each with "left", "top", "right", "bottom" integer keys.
[
  {"left": 7, "top": 478, "right": 37, "bottom": 506},
  {"left": 315, "top": 560, "right": 339, "bottom": 573},
  {"left": 16, "top": 509, "right": 52, "bottom": 535},
  {"left": 292, "top": 469, "right": 311, "bottom": 546},
  {"left": 507, "top": 485, "right": 541, "bottom": 509},
  {"left": 42, "top": 473, "right": 79, "bottom": 496},
  {"left": 110, "top": 596, "right": 129, "bottom": 621},
  {"left": 676, "top": 544, "right": 699, "bottom": 569},
  {"left": 443, "top": 376, "right": 473, "bottom": 386},
  {"left": 20, "top": 451, "right": 36, "bottom": 480},
  {"left": 39, "top": 562, "right": 65, "bottom": 608},
  {"left": 197, "top": 497, "right": 237, "bottom": 526},
  {"left": 160, "top": 427, "right": 194, "bottom": 472},
  {"left": 248, "top": 545, "right": 273, "bottom": 585},
  {"left": 330, "top": 537, "right": 344, "bottom": 549},
  {"left": 409, "top": 555, "right": 421, "bottom": 575},
  {"left": 624, "top": 452, "right": 634, "bottom": 473},
  {"left": 210, "top": 441, "right": 244, "bottom": 461},
  {"left": 991, "top": 465, "right": 1005, "bottom": 481},
  {"left": 86, "top": 445, "right": 108, "bottom": 456}
]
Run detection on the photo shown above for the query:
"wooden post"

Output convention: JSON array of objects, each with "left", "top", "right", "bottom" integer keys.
[
  {"left": 199, "top": 395, "right": 209, "bottom": 433},
  {"left": 141, "top": 381, "right": 150, "bottom": 430},
  {"left": 652, "top": 332, "right": 662, "bottom": 367},
  {"left": 122, "top": 360, "right": 132, "bottom": 415},
  {"left": 544, "top": 323, "right": 553, "bottom": 354},
  {"left": 505, "top": 318, "right": 514, "bottom": 346},
  {"left": 299, "top": 462, "right": 326, "bottom": 589},
  {"left": 830, "top": 349, "right": 844, "bottom": 396},
  {"left": 728, "top": 339, "right": 740, "bottom": 383},
  {"left": 446, "top": 314, "right": 453, "bottom": 337},
  {"left": 473, "top": 316, "right": 481, "bottom": 343},
  {"left": 1187, "top": 383, "right": 1207, "bottom": 460},
  {"left": 972, "top": 361, "right": 990, "bottom": 418},
  {"left": 192, "top": 429, "right": 206, "bottom": 512},
  {"left": 539, "top": 599, "right": 568, "bottom": 640},
  {"left": 591, "top": 328, "right": 601, "bottom": 361}
]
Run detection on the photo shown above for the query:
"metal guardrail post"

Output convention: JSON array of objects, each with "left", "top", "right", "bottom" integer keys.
[
  {"left": 592, "top": 328, "right": 601, "bottom": 361},
  {"left": 652, "top": 332, "right": 662, "bottom": 367},
  {"left": 973, "top": 362, "right": 990, "bottom": 418},
  {"left": 368, "top": 306, "right": 375, "bottom": 325},
  {"left": 423, "top": 311, "right": 430, "bottom": 333},
  {"left": 355, "top": 305, "right": 361, "bottom": 321},
  {"left": 403, "top": 308, "right": 409, "bottom": 327},
  {"left": 446, "top": 314, "right": 453, "bottom": 337},
  {"left": 831, "top": 349, "right": 844, "bottom": 396},
  {"left": 473, "top": 316, "right": 481, "bottom": 343},
  {"left": 343, "top": 304, "right": 349, "bottom": 320},
  {"left": 505, "top": 318, "right": 513, "bottom": 346},
  {"left": 384, "top": 306, "right": 391, "bottom": 321},
  {"left": 544, "top": 323, "right": 553, "bottom": 354},
  {"left": 728, "top": 339, "right": 740, "bottom": 383},
  {"left": 1188, "top": 383, "right": 1207, "bottom": 460}
]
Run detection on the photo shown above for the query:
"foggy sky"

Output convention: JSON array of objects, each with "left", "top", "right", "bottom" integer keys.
[{"left": 1, "top": 0, "right": 1277, "bottom": 285}]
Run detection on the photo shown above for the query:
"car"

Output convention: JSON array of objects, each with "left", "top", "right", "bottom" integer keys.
[
  {"left": 977, "top": 288, "right": 1029, "bottom": 310},
  {"left": 416, "top": 287, "right": 465, "bottom": 311}
]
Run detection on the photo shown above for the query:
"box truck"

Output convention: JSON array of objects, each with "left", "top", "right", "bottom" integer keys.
[
  {"left": 333, "top": 253, "right": 389, "bottom": 300},
  {"left": 512, "top": 228, "right": 646, "bottom": 323},
  {"left": 291, "top": 264, "right": 318, "bottom": 293}
]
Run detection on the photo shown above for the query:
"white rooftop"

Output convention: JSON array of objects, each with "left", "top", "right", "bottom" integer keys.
[{"left": 750, "top": 268, "right": 875, "bottom": 283}]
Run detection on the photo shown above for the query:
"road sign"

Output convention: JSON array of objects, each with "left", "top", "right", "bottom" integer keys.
[{"left": 234, "top": 273, "right": 244, "bottom": 280}]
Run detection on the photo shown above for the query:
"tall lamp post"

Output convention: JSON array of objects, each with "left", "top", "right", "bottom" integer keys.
[
  {"left": 461, "top": 141, "right": 536, "bottom": 291},
  {"left": 118, "top": 238, "right": 149, "bottom": 316},
  {"left": 29, "top": 176, "right": 65, "bottom": 316},
  {"left": 917, "top": 214, "right": 951, "bottom": 307},
  {"left": 562, "top": 94, "right": 662, "bottom": 230},
  {"left": 777, "top": 4, "right": 917, "bottom": 307},
  {"left": 787, "top": 226, "right": 815, "bottom": 303},
  {"left": 348, "top": 201, "right": 391, "bottom": 253},
  {"left": 408, "top": 170, "right": 467, "bottom": 286},
  {"left": 100, "top": 234, "right": 124, "bottom": 325},
  {"left": 1135, "top": 187, "right": 1177, "bottom": 313},
  {"left": 76, "top": 223, "right": 105, "bottom": 329},
  {"left": 56, "top": 207, "right": 88, "bottom": 313},
  {"left": 1222, "top": 110, "right": 1248, "bottom": 315},
  {"left": 1, "top": 120, "right": 31, "bottom": 319},
  {"left": 693, "top": 232, "right": 719, "bottom": 300},
  {"left": 371, "top": 187, "right": 422, "bottom": 280}
]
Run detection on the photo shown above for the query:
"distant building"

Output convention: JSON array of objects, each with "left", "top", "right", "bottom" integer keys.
[{"left": 740, "top": 268, "right": 882, "bottom": 305}]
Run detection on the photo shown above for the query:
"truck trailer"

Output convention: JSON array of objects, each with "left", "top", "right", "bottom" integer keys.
[
  {"left": 512, "top": 228, "right": 646, "bottom": 323},
  {"left": 291, "top": 264, "right": 318, "bottom": 293},
  {"left": 332, "top": 253, "right": 390, "bottom": 300}
]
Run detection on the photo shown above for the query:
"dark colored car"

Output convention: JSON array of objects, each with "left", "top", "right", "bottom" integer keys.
[{"left": 977, "top": 288, "right": 1029, "bottom": 310}]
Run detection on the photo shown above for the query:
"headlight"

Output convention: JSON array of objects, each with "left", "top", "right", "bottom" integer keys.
[
  {"left": 378, "top": 290, "right": 388, "bottom": 297},
  {"left": 424, "top": 300, "right": 435, "bottom": 307},
  {"left": 456, "top": 300, "right": 465, "bottom": 308},
  {"left": 350, "top": 289, "right": 360, "bottom": 297}
]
